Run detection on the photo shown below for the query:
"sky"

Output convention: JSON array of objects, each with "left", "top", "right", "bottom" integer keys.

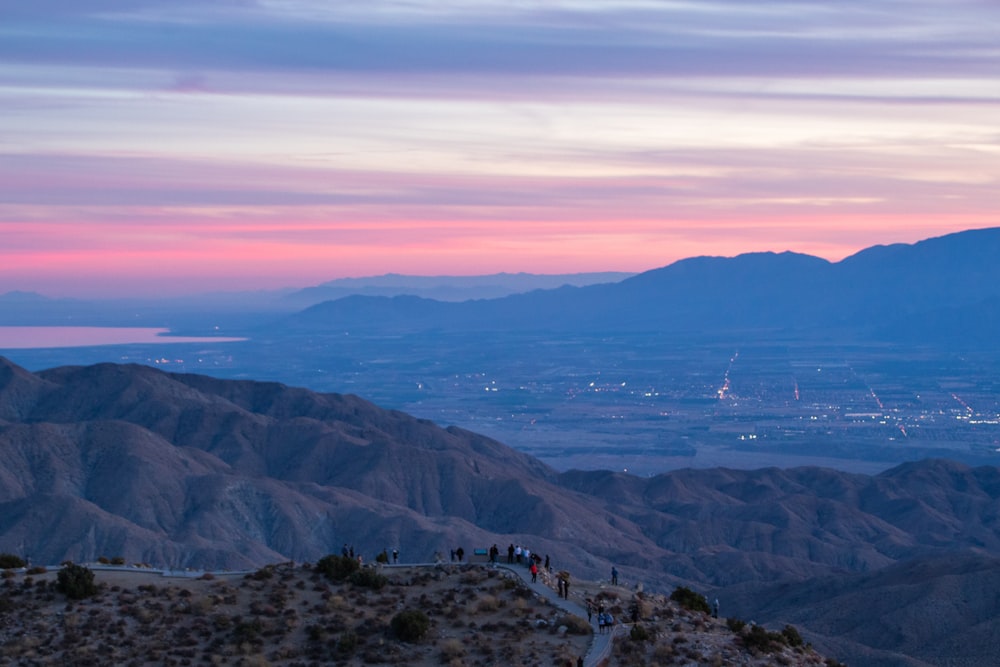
[{"left": 1, "top": 1, "right": 998, "bottom": 297}]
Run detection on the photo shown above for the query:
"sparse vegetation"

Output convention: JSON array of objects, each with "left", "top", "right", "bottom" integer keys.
[
  {"left": 0, "top": 561, "right": 836, "bottom": 667},
  {"left": 740, "top": 622, "right": 806, "bottom": 654}
]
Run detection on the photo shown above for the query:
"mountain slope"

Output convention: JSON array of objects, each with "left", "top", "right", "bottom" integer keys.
[{"left": 4, "top": 358, "right": 1000, "bottom": 665}]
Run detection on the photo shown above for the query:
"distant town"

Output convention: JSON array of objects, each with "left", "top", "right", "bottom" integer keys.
[{"left": 8, "top": 330, "right": 998, "bottom": 476}]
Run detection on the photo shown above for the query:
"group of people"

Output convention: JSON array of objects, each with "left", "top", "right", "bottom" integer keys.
[
  {"left": 342, "top": 544, "right": 400, "bottom": 565},
  {"left": 587, "top": 600, "right": 615, "bottom": 633},
  {"left": 505, "top": 543, "right": 551, "bottom": 570}
]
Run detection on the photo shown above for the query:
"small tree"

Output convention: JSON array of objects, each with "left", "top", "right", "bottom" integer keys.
[
  {"left": 0, "top": 554, "right": 26, "bottom": 569},
  {"left": 56, "top": 563, "right": 98, "bottom": 600},
  {"left": 316, "top": 554, "right": 359, "bottom": 582}
]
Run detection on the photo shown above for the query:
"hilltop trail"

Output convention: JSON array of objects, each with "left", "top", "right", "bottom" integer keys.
[{"left": 496, "top": 563, "right": 620, "bottom": 667}]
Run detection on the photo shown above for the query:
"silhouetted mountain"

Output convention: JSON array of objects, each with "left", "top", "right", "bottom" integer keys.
[
  {"left": 3, "top": 358, "right": 1000, "bottom": 665},
  {"left": 286, "top": 271, "right": 634, "bottom": 305},
  {"left": 276, "top": 227, "right": 1000, "bottom": 344}
]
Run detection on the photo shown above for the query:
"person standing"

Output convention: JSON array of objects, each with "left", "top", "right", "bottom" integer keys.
[
  {"left": 530, "top": 561, "right": 538, "bottom": 583},
  {"left": 507, "top": 544, "right": 515, "bottom": 564},
  {"left": 611, "top": 566, "right": 618, "bottom": 586},
  {"left": 392, "top": 548, "right": 398, "bottom": 564}
]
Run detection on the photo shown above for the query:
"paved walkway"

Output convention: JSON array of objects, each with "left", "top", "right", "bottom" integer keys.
[{"left": 495, "top": 563, "right": 622, "bottom": 667}]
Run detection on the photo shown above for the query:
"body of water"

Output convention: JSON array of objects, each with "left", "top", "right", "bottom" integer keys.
[{"left": 0, "top": 327, "right": 245, "bottom": 350}]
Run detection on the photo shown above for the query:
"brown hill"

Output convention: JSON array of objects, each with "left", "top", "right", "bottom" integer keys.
[
  {"left": 0, "top": 358, "right": 649, "bottom": 572},
  {"left": 3, "top": 357, "right": 1000, "bottom": 665}
]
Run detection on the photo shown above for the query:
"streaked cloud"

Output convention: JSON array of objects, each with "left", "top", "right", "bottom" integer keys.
[{"left": 0, "top": 0, "right": 997, "bottom": 296}]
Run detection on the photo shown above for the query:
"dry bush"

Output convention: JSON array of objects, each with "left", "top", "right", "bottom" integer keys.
[
  {"left": 653, "top": 641, "right": 676, "bottom": 661},
  {"left": 476, "top": 594, "right": 499, "bottom": 612},
  {"left": 439, "top": 637, "right": 465, "bottom": 661},
  {"left": 557, "top": 614, "right": 592, "bottom": 636}
]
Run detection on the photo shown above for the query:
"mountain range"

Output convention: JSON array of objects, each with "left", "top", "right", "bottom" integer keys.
[
  {"left": 2, "top": 357, "right": 1000, "bottom": 665},
  {"left": 278, "top": 227, "right": 1000, "bottom": 346}
]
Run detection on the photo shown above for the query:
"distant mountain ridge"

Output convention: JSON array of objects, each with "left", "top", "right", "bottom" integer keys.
[
  {"left": 285, "top": 271, "right": 635, "bottom": 305},
  {"left": 278, "top": 227, "right": 1000, "bottom": 345}
]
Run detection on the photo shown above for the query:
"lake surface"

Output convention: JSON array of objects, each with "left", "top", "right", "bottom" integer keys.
[{"left": 0, "top": 327, "right": 245, "bottom": 350}]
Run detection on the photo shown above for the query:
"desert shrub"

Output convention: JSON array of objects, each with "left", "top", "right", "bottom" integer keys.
[
  {"left": 0, "top": 554, "right": 26, "bottom": 569},
  {"left": 669, "top": 586, "right": 710, "bottom": 614},
  {"left": 391, "top": 609, "right": 430, "bottom": 642},
  {"left": 56, "top": 563, "right": 98, "bottom": 600},
  {"left": 740, "top": 622, "right": 804, "bottom": 653},
  {"left": 349, "top": 568, "right": 388, "bottom": 590},
  {"left": 110, "top": 557, "right": 125, "bottom": 566},
  {"left": 476, "top": 594, "right": 499, "bottom": 612},
  {"left": 653, "top": 642, "right": 675, "bottom": 661},
  {"left": 558, "top": 614, "right": 593, "bottom": 636},
  {"left": 726, "top": 617, "right": 746, "bottom": 633},
  {"left": 743, "top": 624, "right": 789, "bottom": 653},
  {"left": 232, "top": 617, "right": 263, "bottom": 642},
  {"left": 25, "top": 566, "right": 47, "bottom": 575},
  {"left": 439, "top": 638, "right": 465, "bottom": 661},
  {"left": 630, "top": 624, "right": 651, "bottom": 641},
  {"left": 247, "top": 565, "right": 274, "bottom": 581},
  {"left": 316, "top": 555, "right": 360, "bottom": 582},
  {"left": 780, "top": 624, "right": 804, "bottom": 647},
  {"left": 338, "top": 630, "right": 359, "bottom": 653}
]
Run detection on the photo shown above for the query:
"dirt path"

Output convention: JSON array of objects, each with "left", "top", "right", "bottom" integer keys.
[{"left": 496, "top": 563, "right": 620, "bottom": 667}]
